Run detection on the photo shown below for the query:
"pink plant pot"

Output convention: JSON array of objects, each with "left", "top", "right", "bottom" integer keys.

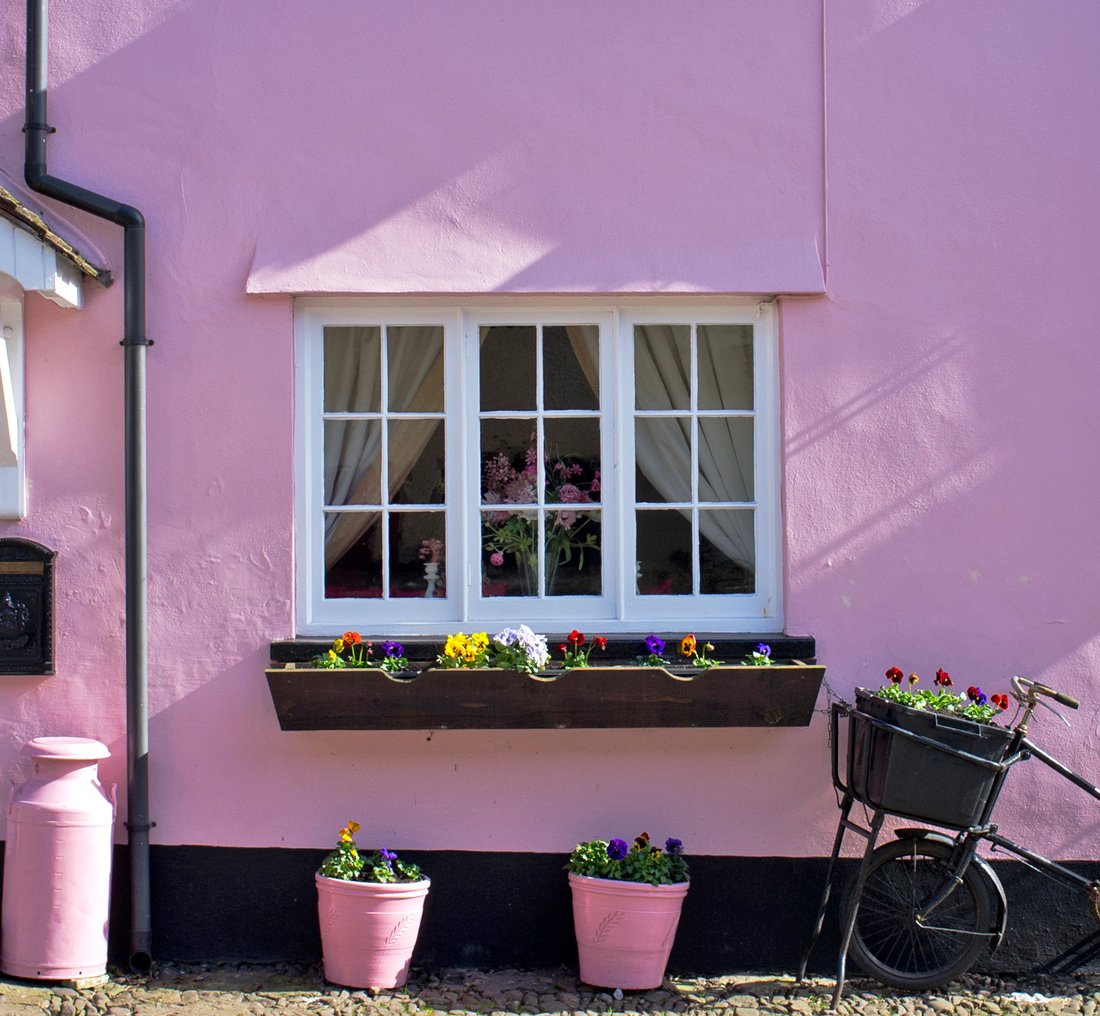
[
  {"left": 568, "top": 872, "right": 689, "bottom": 990},
  {"left": 315, "top": 874, "right": 430, "bottom": 989}
]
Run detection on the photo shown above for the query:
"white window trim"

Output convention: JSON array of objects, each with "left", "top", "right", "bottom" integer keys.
[
  {"left": 295, "top": 297, "right": 782, "bottom": 636},
  {"left": 0, "top": 296, "right": 25, "bottom": 519}
]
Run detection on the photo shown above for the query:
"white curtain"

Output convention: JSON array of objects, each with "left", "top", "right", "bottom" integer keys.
[
  {"left": 629, "top": 325, "right": 754, "bottom": 569},
  {"left": 324, "top": 327, "right": 444, "bottom": 568}
]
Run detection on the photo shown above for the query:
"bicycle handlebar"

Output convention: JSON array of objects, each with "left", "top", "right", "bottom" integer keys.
[{"left": 1011, "top": 674, "right": 1079, "bottom": 710}]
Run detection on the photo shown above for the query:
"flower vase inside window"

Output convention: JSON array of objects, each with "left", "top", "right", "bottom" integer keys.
[{"left": 480, "top": 323, "right": 602, "bottom": 599}]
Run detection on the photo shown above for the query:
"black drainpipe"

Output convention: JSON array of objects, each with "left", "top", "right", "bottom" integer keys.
[{"left": 24, "top": 0, "right": 152, "bottom": 972}]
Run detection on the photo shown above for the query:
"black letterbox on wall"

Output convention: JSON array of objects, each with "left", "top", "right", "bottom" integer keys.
[{"left": 0, "top": 537, "right": 55, "bottom": 675}]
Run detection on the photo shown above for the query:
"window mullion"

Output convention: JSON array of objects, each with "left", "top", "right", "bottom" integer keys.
[{"left": 690, "top": 322, "right": 700, "bottom": 596}]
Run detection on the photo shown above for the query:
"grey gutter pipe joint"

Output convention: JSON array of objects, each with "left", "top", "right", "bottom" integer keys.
[{"left": 24, "top": 0, "right": 153, "bottom": 973}]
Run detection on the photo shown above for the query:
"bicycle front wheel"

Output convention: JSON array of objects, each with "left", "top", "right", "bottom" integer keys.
[{"left": 844, "top": 837, "right": 995, "bottom": 991}]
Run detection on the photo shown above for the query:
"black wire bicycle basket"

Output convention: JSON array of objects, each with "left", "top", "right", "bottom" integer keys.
[{"left": 841, "top": 689, "right": 1016, "bottom": 829}]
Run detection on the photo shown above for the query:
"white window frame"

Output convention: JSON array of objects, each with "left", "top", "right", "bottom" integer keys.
[
  {"left": 0, "top": 296, "right": 25, "bottom": 520},
  {"left": 295, "top": 298, "right": 782, "bottom": 636}
]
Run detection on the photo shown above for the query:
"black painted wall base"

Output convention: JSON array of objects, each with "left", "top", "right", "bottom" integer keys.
[{"left": 2, "top": 844, "right": 1098, "bottom": 976}]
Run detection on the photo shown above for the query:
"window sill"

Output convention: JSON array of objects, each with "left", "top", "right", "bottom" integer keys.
[{"left": 264, "top": 658, "right": 825, "bottom": 731}]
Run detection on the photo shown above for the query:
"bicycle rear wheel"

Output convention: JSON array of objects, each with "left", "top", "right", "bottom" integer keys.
[{"left": 843, "top": 836, "right": 995, "bottom": 991}]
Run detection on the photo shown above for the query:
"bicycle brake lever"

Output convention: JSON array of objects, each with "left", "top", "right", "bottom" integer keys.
[{"left": 1038, "top": 696, "right": 1072, "bottom": 728}]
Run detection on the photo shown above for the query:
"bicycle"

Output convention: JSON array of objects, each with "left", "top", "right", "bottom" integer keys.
[{"left": 800, "top": 675, "right": 1096, "bottom": 1006}]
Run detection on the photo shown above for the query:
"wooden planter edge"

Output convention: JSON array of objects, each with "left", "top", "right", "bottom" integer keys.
[{"left": 264, "top": 663, "right": 826, "bottom": 731}]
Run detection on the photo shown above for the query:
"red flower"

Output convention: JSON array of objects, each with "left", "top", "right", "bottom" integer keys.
[
  {"left": 935, "top": 668, "right": 952, "bottom": 687},
  {"left": 967, "top": 686, "right": 980, "bottom": 701},
  {"left": 568, "top": 629, "right": 585, "bottom": 648},
  {"left": 991, "top": 694, "right": 1009, "bottom": 711},
  {"left": 886, "top": 667, "right": 903, "bottom": 684},
  {"left": 559, "top": 644, "right": 568, "bottom": 653},
  {"left": 593, "top": 636, "right": 608, "bottom": 651}
]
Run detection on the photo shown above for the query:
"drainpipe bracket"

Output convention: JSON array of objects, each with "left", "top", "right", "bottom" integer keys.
[
  {"left": 120, "top": 337, "right": 154, "bottom": 347},
  {"left": 21, "top": 122, "right": 56, "bottom": 134},
  {"left": 124, "top": 820, "right": 157, "bottom": 833}
]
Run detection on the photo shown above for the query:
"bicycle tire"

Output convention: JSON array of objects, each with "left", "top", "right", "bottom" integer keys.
[{"left": 842, "top": 836, "right": 995, "bottom": 991}]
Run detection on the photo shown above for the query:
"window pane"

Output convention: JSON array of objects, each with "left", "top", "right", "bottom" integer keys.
[
  {"left": 635, "top": 324, "right": 689, "bottom": 410},
  {"left": 545, "top": 417, "right": 600, "bottom": 505},
  {"left": 698, "top": 417, "right": 754, "bottom": 501},
  {"left": 698, "top": 325, "right": 753, "bottom": 410},
  {"left": 700, "top": 510, "right": 755, "bottom": 593},
  {"left": 546, "top": 508, "right": 600, "bottom": 596},
  {"left": 388, "top": 326, "right": 444, "bottom": 412},
  {"left": 389, "top": 419, "right": 445, "bottom": 504},
  {"left": 482, "top": 509, "right": 538, "bottom": 597},
  {"left": 324, "top": 326, "right": 380, "bottom": 413},
  {"left": 544, "top": 325, "right": 599, "bottom": 410},
  {"left": 389, "top": 511, "right": 447, "bottom": 599},
  {"left": 636, "top": 509, "right": 692, "bottom": 595},
  {"left": 480, "top": 325, "right": 536, "bottom": 410},
  {"left": 324, "top": 511, "right": 382, "bottom": 598},
  {"left": 635, "top": 418, "right": 690, "bottom": 502},
  {"left": 481, "top": 419, "right": 537, "bottom": 505},
  {"left": 325, "top": 419, "right": 380, "bottom": 506}
]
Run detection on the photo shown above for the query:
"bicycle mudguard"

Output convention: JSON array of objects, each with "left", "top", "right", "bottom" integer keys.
[{"left": 893, "top": 828, "right": 1008, "bottom": 950}]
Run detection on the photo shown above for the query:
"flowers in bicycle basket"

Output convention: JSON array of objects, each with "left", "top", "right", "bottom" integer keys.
[{"left": 873, "top": 667, "right": 1011, "bottom": 723}]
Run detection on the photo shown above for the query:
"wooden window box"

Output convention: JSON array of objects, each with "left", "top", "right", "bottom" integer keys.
[{"left": 264, "top": 662, "right": 825, "bottom": 731}]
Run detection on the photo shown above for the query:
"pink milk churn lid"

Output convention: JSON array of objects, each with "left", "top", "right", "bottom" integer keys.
[
  {"left": 1, "top": 735, "right": 114, "bottom": 979},
  {"left": 13, "top": 736, "right": 113, "bottom": 824}
]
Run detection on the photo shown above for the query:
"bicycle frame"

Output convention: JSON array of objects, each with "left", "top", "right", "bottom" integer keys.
[{"left": 924, "top": 735, "right": 1100, "bottom": 916}]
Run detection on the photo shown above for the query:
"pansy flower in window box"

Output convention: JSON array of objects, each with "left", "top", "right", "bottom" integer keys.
[{"left": 558, "top": 630, "right": 608, "bottom": 669}]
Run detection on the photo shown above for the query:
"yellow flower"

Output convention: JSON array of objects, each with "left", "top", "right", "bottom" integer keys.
[
  {"left": 327, "top": 650, "right": 339, "bottom": 662},
  {"left": 332, "top": 638, "right": 345, "bottom": 653},
  {"left": 338, "top": 820, "right": 361, "bottom": 843},
  {"left": 472, "top": 632, "right": 489, "bottom": 649},
  {"left": 444, "top": 634, "right": 463, "bottom": 658},
  {"left": 680, "top": 634, "right": 697, "bottom": 658}
]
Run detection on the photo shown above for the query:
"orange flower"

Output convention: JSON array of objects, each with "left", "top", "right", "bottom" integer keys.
[
  {"left": 680, "top": 634, "right": 697, "bottom": 658},
  {"left": 909, "top": 673, "right": 920, "bottom": 685},
  {"left": 343, "top": 632, "right": 362, "bottom": 646}
]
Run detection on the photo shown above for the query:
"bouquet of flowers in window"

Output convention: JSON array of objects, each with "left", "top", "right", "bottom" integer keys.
[{"left": 481, "top": 439, "right": 600, "bottom": 594}]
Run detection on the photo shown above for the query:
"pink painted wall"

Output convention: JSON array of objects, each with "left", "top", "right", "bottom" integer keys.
[{"left": 0, "top": 0, "right": 1097, "bottom": 862}]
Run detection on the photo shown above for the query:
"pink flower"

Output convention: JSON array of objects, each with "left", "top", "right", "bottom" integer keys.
[
  {"left": 558, "top": 483, "right": 589, "bottom": 504},
  {"left": 490, "top": 551, "right": 504, "bottom": 567},
  {"left": 554, "top": 510, "right": 577, "bottom": 529}
]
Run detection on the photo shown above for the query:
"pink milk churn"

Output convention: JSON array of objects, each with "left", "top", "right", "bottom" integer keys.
[{"left": 1, "top": 737, "right": 115, "bottom": 979}]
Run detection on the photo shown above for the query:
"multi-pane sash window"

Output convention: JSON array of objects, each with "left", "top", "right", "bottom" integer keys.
[{"left": 297, "top": 301, "right": 780, "bottom": 635}]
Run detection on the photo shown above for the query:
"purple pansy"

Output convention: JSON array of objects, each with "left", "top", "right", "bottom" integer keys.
[
  {"left": 381, "top": 640, "right": 404, "bottom": 658},
  {"left": 607, "top": 838, "right": 629, "bottom": 860},
  {"left": 645, "top": 635, "right": 665, "bottom": 655},
  {"left": 665, "top": 837, "right": 683, "bottom": 857}
]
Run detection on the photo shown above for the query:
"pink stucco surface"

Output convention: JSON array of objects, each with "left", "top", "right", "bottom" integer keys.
[{"left": 0, "top": 0, "right": 1097, "bottom": 860}]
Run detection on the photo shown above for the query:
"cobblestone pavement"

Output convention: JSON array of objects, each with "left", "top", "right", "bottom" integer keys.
[{"left": 1, "top": 964, "right": 1097, "bottom": 1015}]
